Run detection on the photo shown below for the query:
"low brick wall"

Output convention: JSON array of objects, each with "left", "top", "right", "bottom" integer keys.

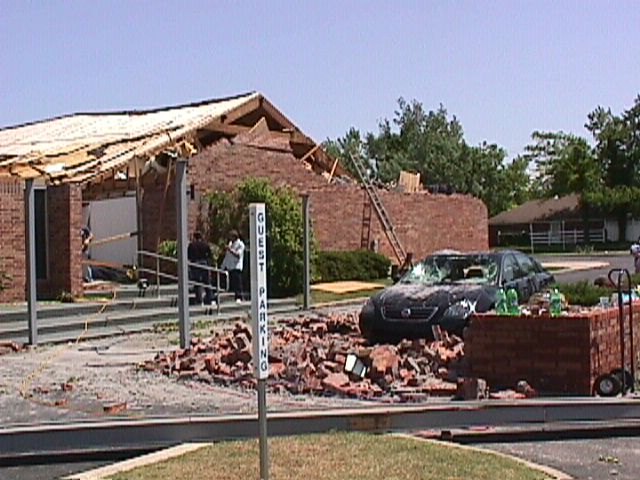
[{"left": 466, "top": 304, "right": 640, "bottom": 395}]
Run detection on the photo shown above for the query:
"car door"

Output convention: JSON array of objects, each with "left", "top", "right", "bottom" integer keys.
[
  {"left": 514, "top": 253, "right": 537, "bottom": 300},
  {"left": 500, "top": 254, "right": 529, "bottom": 300},
  {"left": 530, "top": 257, "right": 554, "bottom": 289}
]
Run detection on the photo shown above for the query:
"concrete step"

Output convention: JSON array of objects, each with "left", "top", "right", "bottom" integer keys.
[
  {"left": 0, "top": 291, "right": 239, "bottom": 324},
  {"left": 0, "top": 299, "right": 299, "bottom": 344},
  {"left": 84, "top": 283, "right": 181, "bottom": 300},
  {"left": 84, "top": 282, "right": 238, "bottom": 300}
]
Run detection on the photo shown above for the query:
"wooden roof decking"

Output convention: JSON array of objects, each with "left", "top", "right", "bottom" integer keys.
[{"left": 0, "top": 92, "right": 345, "bottom": 186}]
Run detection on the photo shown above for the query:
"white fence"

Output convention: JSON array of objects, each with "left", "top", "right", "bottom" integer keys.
[{"left": 529, "top": 228, "right": 606, "bottom": 252}]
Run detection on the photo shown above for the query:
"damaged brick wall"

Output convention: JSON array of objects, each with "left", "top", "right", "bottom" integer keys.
[
  {"left": 0, "top": 179, "right": 26, "bottom": 302},
  {"left": 140, "top": 175, "right": 177, "bottom": 253},
  {"left": 38, "top": 184, "right": 84, "bottom": 299},
  {"left": 140, "top": 139, "right": 489, "bottom": 261},
  {"left": 0, "top": 181, "right": 84, "bottom": 302},
  {"left": 466, "top": 307, "right": 640, "bottom": 395},
  {"left": 308, "top": 185, "right": 488, "bottom": 261}
]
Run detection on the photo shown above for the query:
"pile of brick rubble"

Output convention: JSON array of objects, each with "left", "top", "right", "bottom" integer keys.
[{"left": 140, "top": 312, "right": 467, "bottom": 401}]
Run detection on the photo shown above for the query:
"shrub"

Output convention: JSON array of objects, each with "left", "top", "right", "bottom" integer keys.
[
  {"left": 557, "top": 281, "right": 612, "bottom": 307},
  {"left": 157, "top": 240, "right": 177, "bottom": 258},
  {"left": 57, "top": 291, "right": 76, "bottom": 303},
  {"left": 0, "top": 266, "right": 9, "bottom": 292},
  {"left": 207, "top": 178, "right": 314, "bottom": 297},
  {"left": 315, "top": 250, "right": 391, "bottom": 282}
]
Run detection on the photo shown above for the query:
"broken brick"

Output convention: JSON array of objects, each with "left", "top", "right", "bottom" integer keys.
[
  {"left": 103, "top": 402, "right": 127, "bottom": 415},
  {"left": 322, "top": 372, "right": 350, "bottom": 394},
  {"left": 140, "top": 312, "right": 466, "bottom": 402}
]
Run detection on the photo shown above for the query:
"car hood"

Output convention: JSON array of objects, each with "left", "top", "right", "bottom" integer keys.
[{"left": 373, "top": 282, "right": 498, "bottom": 309}]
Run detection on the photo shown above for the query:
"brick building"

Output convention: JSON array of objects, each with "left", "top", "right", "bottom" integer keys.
[{"left": 0, "top": 92, "right": 488, "bottom": 303}]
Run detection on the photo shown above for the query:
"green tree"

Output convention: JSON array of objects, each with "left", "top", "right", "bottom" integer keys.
[
  {"left": 322, "top": 127, "right": 367, "bottom": 179},
  {"left": 207, "top": 178, "right": 310, "bottom": 297},
  {"left": 523, "top": 131, "right": 601, "bottom": 198},
  {"left": 331, "top": 97, "right": 531, "bottom": 216},
  {"left": 584, "top": 95, "right": 640, "bottom": 240},
  {"left": 522, "top": 131, "right": 602, "bottom": 242},
  {"left": 366, "top": 99, "right": 465, "bottom": 185}
]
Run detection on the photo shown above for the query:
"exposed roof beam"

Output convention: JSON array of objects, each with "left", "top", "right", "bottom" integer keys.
[
  {"left": 197, "top": 122, "right": 315, "bottom": 146},
  {"left": 259, "top": 96, "right": 297, "bottom": 131},
  {"left": 218, "top": 96, "right": 262, "bottom": 125}
]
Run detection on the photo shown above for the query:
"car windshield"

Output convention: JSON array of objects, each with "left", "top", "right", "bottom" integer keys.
[{"left": 400, "top": 254, "right": 499, "bottom": 286}]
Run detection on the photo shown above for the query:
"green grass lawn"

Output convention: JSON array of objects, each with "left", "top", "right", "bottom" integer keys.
[{"left": 107, "top": 432, "right": 551, "bottom": 480}]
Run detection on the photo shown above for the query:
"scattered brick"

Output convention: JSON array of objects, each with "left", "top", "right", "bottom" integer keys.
[
  {"left": 515, "top": 380, "right": 538, "bottom": 398},
  {"left": 0, "top": 340, "right": 23, "bottom": 356},
  {"left": 61, "top": 382, "right": 75, "bottom": 392},
  {"left": 141, "top": 311, "right": 466, "bottom": 401},
  {"left": 103, "top": 402, "right": 128, "bottom": 415}
]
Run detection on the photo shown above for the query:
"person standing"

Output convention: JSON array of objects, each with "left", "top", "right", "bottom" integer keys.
[
  {"left": 631, "top": 237, "right": 640, "bottom": 274},
  {"left": 222, "top": 229, "right": 245, "bottom": 302},
  {"left": 81, "top": 226, "right": 94, "bottom": 283},
  {"left": 188, "top": 231, "right": 213, "bottom": 305}
]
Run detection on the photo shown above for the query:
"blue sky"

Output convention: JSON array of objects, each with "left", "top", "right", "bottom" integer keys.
[{"left": 1, "top": 1, "right": 638, "bottom": 158}]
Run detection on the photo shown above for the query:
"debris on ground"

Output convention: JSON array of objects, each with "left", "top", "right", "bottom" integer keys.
[
  {"left": 103, "top": 401, "right": 128, "bottom": 415},
  {"left": 515, "top": 380, "right": 538, "bottom": 398},
  {"left": 456, "top": 377, "right": 488, "bottom": 400},
  {"left": 0, "top": 341, "right": 23, "bottom": 356},
  {"left": 140, "top": 312, "right": 467, "bottom": 401}
]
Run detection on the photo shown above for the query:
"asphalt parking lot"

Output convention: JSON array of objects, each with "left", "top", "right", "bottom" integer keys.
[
  {"left": 537, "top": 253, "right": 633, "bottom": 285},
  {"left": 0, "top": 461, "right": 110, "bottom": 480},
  {"left": 478, "top": 436, "right": 640, "bottom": 480}
]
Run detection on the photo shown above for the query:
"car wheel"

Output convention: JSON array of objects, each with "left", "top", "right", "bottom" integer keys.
[
  {"left": 594, "top": 373, "right": 622, "bottom": 397},
  {"left": 611, "top": 368, "right": 634, "bottom": 393}
]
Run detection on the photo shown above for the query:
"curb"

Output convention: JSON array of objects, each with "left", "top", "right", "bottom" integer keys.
[
  {"left": 68, "top": 434, "right": 573, "bottom": 480},
  {"left": 395, "top": 433, "right": 573, "bottom": 480},
  {"left": 412, "top": 420, "right": 640, "bottom": 444},
  {"left": 64, "top": 442, "right": 211, "bottom": 480}
]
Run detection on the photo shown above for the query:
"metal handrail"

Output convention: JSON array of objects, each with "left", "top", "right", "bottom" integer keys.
[{"left": 137, "top": 250, "right": 230, "bottom": 315}]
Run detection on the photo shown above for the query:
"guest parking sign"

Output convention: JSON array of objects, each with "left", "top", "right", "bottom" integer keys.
[{"left": 250, "top": 203, "right": 269, "bottom": 379}]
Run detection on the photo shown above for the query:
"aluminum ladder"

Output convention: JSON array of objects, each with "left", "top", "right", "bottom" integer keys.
[{"left": 348, "top": 153, "right": 407, "bottom": 264}]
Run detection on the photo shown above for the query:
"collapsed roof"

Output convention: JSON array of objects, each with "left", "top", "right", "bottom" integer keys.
[{"left": 0, "top": 92, "right": 345, "bottom": 186}]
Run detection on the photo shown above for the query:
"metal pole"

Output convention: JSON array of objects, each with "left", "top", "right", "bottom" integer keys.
[
  {"left": 25, "top": 179, "right": 38, "bottom": 346},
  {"left": 529, "top": 223, "right": 534, "bottom": 254},
  {"left": 302, "top": 194, "right": 311, "bottom": 310},
  {"left": 216, "top": 271, "right": 221, "bottom": 315},
  {"left": 250, "top": 203, "right": 269, "bottom": 480},
  {"left": 156, "top": 256, "right": 160, "bottom": 298},
  {"left": 176, "top": 160, "right": 190, "bottom": 349},
  {"left": 258, "top": 378, "right": 268, "bottom": 479}
]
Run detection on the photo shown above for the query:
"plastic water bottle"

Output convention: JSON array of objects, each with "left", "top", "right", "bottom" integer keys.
[
  {"left": 550, "top": 288, "right": 562, "bottom": 317},
  {"left": 496, "top": 288, "right": 508, "bottom": 315},
  {"left": 506, "top": 288, "right": 519, "bottom": 315}
]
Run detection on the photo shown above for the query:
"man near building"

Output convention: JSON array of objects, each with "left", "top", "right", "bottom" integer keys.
[
  {"left": 81, "top": 226, "right": 94, "bottom": 282},
  {"left": 188, "top": 231, "right": 213, "bottom": 305},
  {"left": 222, "top": 229, "right": 245, "bottom": 302},
  {"left": 631, "top": 237, "right": 640, "bottom": 274}
]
